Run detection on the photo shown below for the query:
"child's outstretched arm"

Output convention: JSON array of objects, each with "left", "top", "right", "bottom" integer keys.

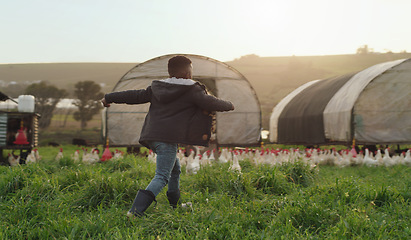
[
  {"left": 191, "top": 84, "right": 234, "bottom": 112},
  {"left": 101, "top": 87, "right": 152, "bottom": 107}
]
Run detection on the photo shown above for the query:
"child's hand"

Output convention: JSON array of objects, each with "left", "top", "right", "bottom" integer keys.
[{"left": 101, "top": 98, "right": 110, "bottom": 107}]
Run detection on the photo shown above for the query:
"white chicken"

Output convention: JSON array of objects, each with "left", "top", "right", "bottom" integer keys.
[
  {"left": 183, "top": 149, "right": 195, "bottom": 167},
  {"left": 55, "top": 148, "right": 64, "bottom": 161},
  {"left": 363, "top": 149, "right": 378, "bottom": 167},
  {"left": 87, "top": 148, "right": 100, "bottom": 164},
  {"left": 82, "top": 148, "right": 100, "bottom": 164},
  {"left": 382, "top": 148, "right": 395, "bottom": 167},
  {"left": 34, "top": 149, "right": 41, "bottom": 161},
  {"left": 208, "top": 149, "right": 216, "bottom": 162},
  {"left": 81, "top": 148, "right": 88, "bottom": 162},
  {"left": 375, "top": 149, "right": 383, "bottom": 166},
  {"left": 229, "top": 152, "right": 242, "bottom": 173},
  {"left": 218, "top": 148, "right": 229, "bottom": 163},
  {"left": 113, "top": 149, "right": 124, "bottom": 160},
  {"left": 148, "top": 150, "right": 156, "bottom": 163},
  {"left": 336, "top": 151, "right": 351, "bottom": 168},
  {"left": 323, "top": 149, "right": 336, "bottom": 165},
  {"left": 200, "top": 156, "right": 210, "bottom": 166},
  {"left": 177, "top": 149, "right": 185, "bottom": 162},
  {"left": 310, "top": 149, "right": 320, "bottom": 166},
  {"left": 72, "top": 150, "right": 80, "bottom": 162},
  {"left": 179, "top": 154, "right": 188, "bottom": 167},
  {"left": 8, "top": 152, "right": 20, "bottom": 166},
  {"left": 186, "top": 154, "right": 200, "bottom": 174},
  {"left": 194, "top": 145, "right": 204, "bottom": 156},
  {"left": 26, "top": 150, "right": 37, "bottom": 164},
  {"left": 253, "top": 150, "right": 264, "bottom": 165},
  {"left": 403, "top": 149, "right": 411, "bottom": 166},
  {"left": 202, "top": 150, "right": 209, "bottom": 162}
]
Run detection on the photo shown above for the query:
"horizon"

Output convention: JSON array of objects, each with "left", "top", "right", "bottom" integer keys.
[{"left": 0, "top": 52, "right": 407, "bottom": 65}]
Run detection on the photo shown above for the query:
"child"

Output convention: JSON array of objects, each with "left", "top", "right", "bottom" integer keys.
[{"left": 101, "top": 56, "right": 234, "bottom": 217}]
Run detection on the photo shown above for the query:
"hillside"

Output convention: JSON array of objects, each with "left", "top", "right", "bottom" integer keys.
[
  {"left": 0, "top": 62, "right": 136, "bottom": 95},
  {"left": 1, "top": 53, "right": 411, "bottom": 129}
]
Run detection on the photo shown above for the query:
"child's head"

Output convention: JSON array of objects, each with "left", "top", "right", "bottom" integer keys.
[{"left": 168, "top": 56, "right": 193, "bottom": 79}]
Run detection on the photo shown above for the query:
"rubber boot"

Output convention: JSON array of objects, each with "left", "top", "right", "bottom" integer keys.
[
  {"left": 166, "top": 189, "right": 180, "bottom": 208},
  {"left": 127, "top": 189, "right": 156, "bottom": 217}
]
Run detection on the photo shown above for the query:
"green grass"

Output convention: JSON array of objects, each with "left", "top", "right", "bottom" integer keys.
[{"left": 0, "top": 146, "right": 410, "bottom": 239}]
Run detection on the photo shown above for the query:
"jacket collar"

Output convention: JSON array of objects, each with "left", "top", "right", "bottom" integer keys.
[{"left": 159, "top": 77, "right": 196, "bottom": 86}]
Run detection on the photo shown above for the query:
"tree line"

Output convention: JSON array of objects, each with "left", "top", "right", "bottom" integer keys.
[{"left": 25, "top": 80, "right": 103, "bottom": 130}]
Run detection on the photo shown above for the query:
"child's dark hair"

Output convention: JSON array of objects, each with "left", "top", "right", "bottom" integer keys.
[{"left": 168, "top": 56, "right": 192, "bottom": 77}]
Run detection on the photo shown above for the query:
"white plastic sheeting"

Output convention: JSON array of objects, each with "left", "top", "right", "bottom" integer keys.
[
  {"left": 354, "top": 59, "right": 411, "bottom": 143},
  {"left": 216, "top": 79, "right": 261, "bottom": 145},
  {"left": 323, "top": 59, "right": 407, "bottom": 142},
  {"left": 122, "top": 55, "right": 240, "bottom": 81},
  {"left": 269, "top": 80, "right": 320, "bottom": 142},
  {"left": 269, "top": 58, "right": 411, "bottom": 145},
  {"left": 105, "top": 79, "right": 151, "bottom": 145},
  {"left": 104, "top": 54, "right": 261, "bottom": 146}
]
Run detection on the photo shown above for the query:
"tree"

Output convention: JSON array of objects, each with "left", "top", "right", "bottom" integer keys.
[
  {"left": 5, "top": 82, "right": 29, "bottom": 98},
  {"left": 73, "top": 81, "right": 104, "bottom": 130},
  {"left": 25, "top": 82, "right": 68, "bottom": 129},
  {"left": 356, "top": 45, "right": 373, "bottom": 55}
]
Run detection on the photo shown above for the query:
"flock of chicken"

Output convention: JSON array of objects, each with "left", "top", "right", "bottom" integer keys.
[
  {"left": 7, "top": 148, "right": 125, "bottom": 166},
  {"left": 7, "top": 146, "right": 411, "bottom": 173},
  {"left": 7, "top": 149, "right": 42, "bottom": 166},
  {"left": 149, "top": 147, "right": 411, "bottom": 174}
]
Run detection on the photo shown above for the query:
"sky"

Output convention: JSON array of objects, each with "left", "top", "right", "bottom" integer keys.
[{"left": 1, "top": 0, "right": 410, "bottom": 63}]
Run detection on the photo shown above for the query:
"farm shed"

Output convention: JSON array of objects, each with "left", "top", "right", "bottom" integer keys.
[
  {"left": 269, "top": 58, "right": 411, "bottom": 145},
  {"left": 103, "top": 54, "right": 261, "bottom": 147}
]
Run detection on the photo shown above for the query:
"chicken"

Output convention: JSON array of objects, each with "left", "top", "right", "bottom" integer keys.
[
  {"left": 253, "top": 150, "right": 264, "bottom": 165},
  {"left": 72, "top": 150, "right": 80, "bottom": 162},
  {"left": 229, "top": 152, "right": 242, "bottom": 173},
  {"left": 183, "top": 149, "right": 195, "bottom": 167},
  {"left": 26, "top": 150, "right": 37, "bottom": 164},
  {"left": 113, "top": 149, "right": 124, "bottom": 160},
  {"left": 202, "top": 150, "right": 209, "bottom": 162},
  {"left": 375, "top": 149, "right": 383, "bottom": 166},
  {"left": 194, "top": 145, "right": 205, "bottom": 156},
  {"left": 382, "top": 148, "right": 395, "bottom": 167},
  {"left": 83, "top": 148, "right": 100, "bottom": 164},
  {"left": 218, "top": 148, "right": 229, "bottom": 163},
  {"left": 34, "top": 149, "right": 41, "bottom": 161},
  {"left": 208, "top": 149, "right": 216, "bottom": 162},
  {"left": 89, "top": 148, "right": 101, "bottom": 164},
  {"left": 363, "top": 149, "right": 378, "bottom": 167},
  {"left": 55, "top": 148, "right": 64, "bottom": 161},
  {"left": 403, "top": 149, "right": 411, "bottom": 166},
  {"left": 81, "top": 148, "right": 88, "bottom": 162},
  {"left": 177, "top": 149, "right": 185, "bottom": 161},
  {"left": 148, "top": 150, "right": 156, "bottom": 163},
  {"left": 334, "top": 151, "right": 350, "bottom": 168},
  {"left": 8, "top": 152, "right": 20, "bottom": 166},
  {"left": 310, "top": 149, "right": 320, "bottom": 166},
  {"left": 186, "top": 154, "right": 200, "bottom": 174}
]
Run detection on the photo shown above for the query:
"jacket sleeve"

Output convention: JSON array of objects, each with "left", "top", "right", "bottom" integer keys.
[
  {"left": 191, "top": 83, "right": 234, "bottom": 112},
  {"left": 104, "top": 86, "right": 152, "bottom": 104}
]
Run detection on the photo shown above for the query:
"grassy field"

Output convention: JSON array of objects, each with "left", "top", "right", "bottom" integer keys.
[{"left": 1, "top": 146, "right": 409, "bottom": 239}]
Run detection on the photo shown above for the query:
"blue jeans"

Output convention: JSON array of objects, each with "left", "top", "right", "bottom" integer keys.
[{"left": 145, "top": 141, "right": 181, "bottom": 197}]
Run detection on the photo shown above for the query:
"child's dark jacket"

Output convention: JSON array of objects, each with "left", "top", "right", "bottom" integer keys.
[{"left": 104, "top": 78, "right": 233, "bottom": 148}]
